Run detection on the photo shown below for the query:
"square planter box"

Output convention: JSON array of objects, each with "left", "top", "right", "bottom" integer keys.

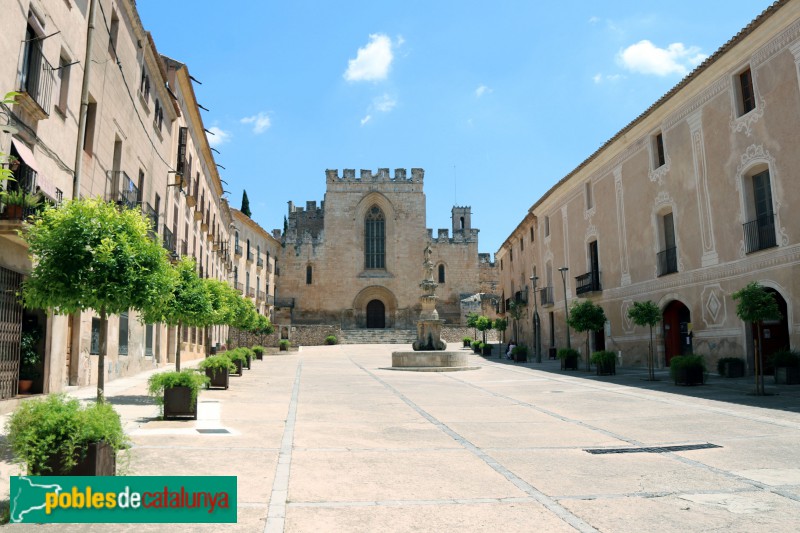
[
  {"left": 481, "top": 346, "right": 493, "bottom": 356},
  {"left": 44, "top": 441, "right": 116, "bottom": 476},
  {"left": 231, "top": 360, "right": 243, "bottom": 376},
  {"left": 244, "top": 356, "right": 251, "bottom": 370},
  {"left": 463, "top": 340, "right": 471, "bottom": 348},
  {"left": 206, "top": 368, "right": 229, "bottom": 389},
  {"left": 561, "top": 356, "right": 579, "bottom": 371},
  {"left": 721, "top": 360, "right": 745, "bottom": 378},
  {"left": 255, "top": 353, "right": 263, "bottom": 361},
  {"left": 513, "top": 351, "right": 528, "bottom": 363},
  {"left": 279, "top": 345, "right": 289, "bottom": 351},
  {"left": 775, "top": 366, "right": 800, "bottom": 385},
  {"left": 163, "top": 386, "right": 197, "bottom": 420},
  {"left": 673, "top": 366, "right": 704, "bottom": 386},
  {"left": 596, "top": 361, "right": 616, "bottom": 376}
]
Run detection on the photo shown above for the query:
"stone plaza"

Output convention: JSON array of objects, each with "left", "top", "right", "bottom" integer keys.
[{"left": 3, "top": 344, "right": 799, "bottom": 532}]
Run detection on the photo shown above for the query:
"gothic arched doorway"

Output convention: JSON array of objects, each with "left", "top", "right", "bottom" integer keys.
[
  {"left": 663, "top": 300, "right": 692, "bottom": 366},
  {"left": 754, "top": 288, "right": 790, "bottom": 375},
  {"left": 366, "top": 300, "right": 385, "bottom": 329}
]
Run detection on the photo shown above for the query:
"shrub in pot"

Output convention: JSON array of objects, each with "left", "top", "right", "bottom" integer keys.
[
  {"left": 18, "top": 328, "right": 42, "bottom": 394},
  {"left": 512, "top": 344, "right": 528, "bottom": 363},
  {"left": 279, "top": 339, "right": 291, "bottom": 352},
  {"left": 717, "top": 357, "right": 746, "bottom": 378},
  {"left": 471, "top": 340, "right": 481, "bottom": 353},
  {"left": 770, "top": 350, "right": 800, "bottom": 385},
  {"left": 591, "top": 350, "right": 616, "bottom": 376},
  {"left": 479, "top": 342, "right": 492, "bottom": 356},
  {"left": 240, "top": 347, "right": 254, "bottom": 369},
  {"left": 670, "top": 355, "right": 706, "bottom": 386},
  {"left": 198, "top": 354, "right": 235, "bottom": 389},
  {"left": 252, "top": 345, "right": 265, "bottom": 361},
  {"left": 5, "top": 394, "right": 128, "bottom": 475},
  {"left": 325, "top": 335, "right": 338, "bottom": 345},
  {"left": 227, "top": 349, "right": 247, "bottom": 375},
  {"left": 147, "top": 370, "right": 209, "bottom": 420},
  {"left": 463, "top": 337, "right": 472, "bottom": 348},
  {"left": 558, "top": 348, "right": 580, "bottom": 370}
]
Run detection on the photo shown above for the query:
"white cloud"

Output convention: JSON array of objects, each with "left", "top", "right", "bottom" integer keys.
[
  {"left": 240, "top": 112, "right": 271, "bottom": 134},
  {"left": 344, "top": 34, "right": 394, "bottom": 82},
  {"left": 360, "top": 115, "right": 372, "bottom": 126},
  {"left": 618, "top": 40, "right": 706, "bottom": 76},
  {"left": 206, "top": 126, "right": 231, "bottom": 147},
  {"left": 475, "top": 85, "right": 492, "bottom": 97},
  {"left": 593, "top": 73, "right": 622, "bottom": 84},
  {"left": 588, "top": 16, "right": 600, "bottom": 24},
  {"left": 373, "top": 94, "right": 396, "bottom": 112}
]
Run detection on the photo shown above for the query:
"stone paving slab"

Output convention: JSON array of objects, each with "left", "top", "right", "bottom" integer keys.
[{"left": 2, "top": 344, "right": 800, "bottom": 532}]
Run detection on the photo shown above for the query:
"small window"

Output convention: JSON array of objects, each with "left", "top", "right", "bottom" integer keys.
[
  {"left": 739, "top": 68, "right": 755, "bottom": 115},
  {"left": 653, "top": 132, "right": 666, "bottom": 168},
  {"left": 438, "top": 264, "right": 445, "bottom": 284},
  {"left": 83, "top": 98, "right": 97, "bottom": 153},
  {"left": 55, "top": 54, "right": 71, "bottom": 114},
  {"left": 108, "top": 11, "right": 119, "bottom": 57},
  {"left": 306, "top": 265, "right": 313, "bottom": 285},
  {"left": 145, "top": 324, "right": 153, "bottom": 356},
  {"left": 118, "top": 311, "right": 129, "bottom": 355},
  {"left": 509, "top": 247, "right": 513, "bottom": 262},
  {"left": 544, "top": 216, "right": 550, "bottom": 237},
  {"left": 530, "top": 226, "right": 534, "bottom": 243},
  {"left": 90, "top": 317, "right": 101, "bottom": 355},
  {"left": 520, "top": 238, "right": 524, "bottom": 252},
  {"left": 140, "top": 65, "right": 150, "bottom": 101},
  {"left": 585, "top": 181, "right": 594, "bottom": 209},
  {"left": 246, "top": 271, "right": 250, "bottom": 293},
  {"left": 459, "top": 216, "right": 465, "bottom": 230}
]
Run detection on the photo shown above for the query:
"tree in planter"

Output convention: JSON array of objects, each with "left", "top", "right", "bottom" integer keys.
[
  {"left": 627, "top": 300, "right": 661, "bottom": 381},
  {"left": 466, "top": 312, "right": 479, "bottom": 340},
  {"left": 507, "top": 301, "right": 526, "bottom": 344},
  {"left": 493, "top": 317, "right": 508, "bottom": 357},
  {"left": 255, "top": 313, "right": 274, "bottom": 346},
  {"left": 22, "top": 198, "right": 174, "bottom": 402},
  {"left": 733, "top": 282, "right": 781, "bottom": 396},
  {"left": 475, "top": 315, "right": 493, "bottom": 346},
  {"left": 567, "top": 299, "right": 607, "bottom": 371},
  {"left": 143, "top": 257, "right": 212, "bottom": 371},
  {"left": 147, "top": 369, "right": 209, "bottom": 420},
  {"left": 198, "top": 354, "right": 236, "bottom": 388}
]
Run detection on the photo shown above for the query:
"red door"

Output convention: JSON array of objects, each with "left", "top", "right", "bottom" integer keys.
[{"left": 663, "top": 301, "right": 691, "bottom": 366}]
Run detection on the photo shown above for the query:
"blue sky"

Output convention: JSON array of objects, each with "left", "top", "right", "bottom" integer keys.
[{"left": 137, "top": 1, "right": 769, "bottom": 255}]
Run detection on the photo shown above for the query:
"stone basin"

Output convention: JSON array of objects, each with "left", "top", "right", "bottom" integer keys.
[{"left": 386, "top": 351, "right": 480, "bottom": 372}]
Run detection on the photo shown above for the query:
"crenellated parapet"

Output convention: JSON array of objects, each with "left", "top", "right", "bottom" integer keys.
[
  {"left": 427, "top": 227, "right": 480, "bottom": 244},
  {"left": 325, "top": 167, "right": 424, "bottom": 183}
]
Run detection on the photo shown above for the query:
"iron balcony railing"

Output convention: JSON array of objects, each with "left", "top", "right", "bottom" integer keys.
[
  {"left": 106, "top": 171, "right": 139, "bottom": 210},
  {"left": 162, "top": 226, "right": 177, "bottom": 257},
  {"left": 0, "top": 166, "right": 40, "bottom": 221},
  {"left": 575, "top": 271, "right": 602, "bottom": 295},
  {"left": 19, "top": 40, "right": 54, "bottom": 115},
  {"left": 246, "top": 250, "right": 254, "bottom": 263},
  {"left": 540, "top": 286, "right": 554, "bottom": 306},
  {"left": 743, "top": 214, "right": 776, "bottom": 254},
  {"left": 236, "top": 283, "right": 244, "bottom": 294},
  {"left": 257, "top": 257, "right": 264, "bottom": 268},
  {"left": 257, "top": 290, "right": 266, "bottom": 301},
  {"left": 657, "top": 247, "right": 678, "bottom": 277},
  {"left": 142, "top": 202, "right": 158, "bottom": 240},
  {"left": 248, "top": 288, "right": 255, "bottom": 298},
  {"left": 234, "top": 244, "right": 242, "bottom": 257}
]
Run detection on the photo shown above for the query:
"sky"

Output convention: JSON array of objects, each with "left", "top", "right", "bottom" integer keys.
[{"left": 137, "top": 1, "right": 771, "bottom": 255}]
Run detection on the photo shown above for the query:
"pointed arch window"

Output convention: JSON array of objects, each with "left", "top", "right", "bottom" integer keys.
[{"left": 365, "top": 205, "right": 385, "bottom": 269}]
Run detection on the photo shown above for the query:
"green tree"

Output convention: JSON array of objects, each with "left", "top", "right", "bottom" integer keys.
[
  {"left": 627, "top": 300, "right": 661, "bottom": 381},
  {"left": 476, "top": 315, "right": 493, "bottom": 344},
  {"left": 492, "top": 317, "right": 508, "bottom": 348},
  {"left": 241, "top": 190, "right": 252, "bottom": 218},
  {"left": 733, "top": 282, "right": 781, "bottom": 395},
  {"left": 0, "top": 92, "right": 19, "bottom": 185},
  {"left": 507, "top": 301, "right": 526, "bottom": 343},
  {"left": 466, "top": 312, "right": 480, "bottom": 339},
  {"left": 567, "top": 299, "right": 607, "bottom": 371},
  {"left": 23, "top": 198, "right": 174, "bottom": 402},
  {"left": 142, "top": 257, "right": 212, "bottom": 371}
]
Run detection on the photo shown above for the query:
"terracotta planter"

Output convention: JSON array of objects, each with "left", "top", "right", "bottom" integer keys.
[
  {"left": 206, "top": 368, "right": 229, "bottom": 389},
  {"left": 18, "top": 379, "right": 33, "bottom": 394},
  {"left": 44, "top": 441, "right": 116, "bottom": 476},
  {"left": 163, "top": 386, "right": 197, "bottom": 420}
]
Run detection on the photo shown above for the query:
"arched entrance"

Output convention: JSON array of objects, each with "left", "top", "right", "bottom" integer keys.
[
  {"left": 366, "top": 300, "right": 385, "bottom": 329},
  {"left": 754, "top": 288, "right": 789, "bottom": 375},
  {"left": 663, "top": 300, "right": 692, "bottom": 366}
]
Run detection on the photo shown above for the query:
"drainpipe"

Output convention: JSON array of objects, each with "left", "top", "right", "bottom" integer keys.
[{"left": 72, "top": 0, "right": 97, "bottom": 199}]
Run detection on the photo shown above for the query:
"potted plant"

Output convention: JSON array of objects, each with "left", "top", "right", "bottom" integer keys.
[
  {"left": 147, "top": 369, "right": 209, "bottom": 420},
  {"left": 227, "top": 349, "right": 247, "bottom": 375},
  {"left": 480, "top": 342, "right": 492, "bottom": 356},
  {"left": 558, "top": 348, "right": 580, "bottom": 370},
  {"left": 241, "top": 347, "right": 254, "bottom": 369},
  {"left": 325, "top": 335, "right": 338, "bottom": 345},
  {"left": 717, "top": 357, "right": 746, "bottom": 378},
  {"left": 591, "top": 350, "right": 616, "bottom": 376},
  {"left": 770, "top": 350, "right": 800, "bottom": 385},
  {"left": 1, "top": 189, "right": 40, "bottom": 219},
  {"left": 471, "top": 340, "right": 481, "bottom": 353},
  {"left": 198, "top": 354, "right": 235, "bottom": 388},
  {"left": 252, "top": 345, "right": 265, "bottom": 361},
  {"left": 18, "top": 328, "right": 41, "bottom": 394},
  {"left": 670, "top": 355, "right": 706, "bottom": 386},
  {"left": 463, "top": 337, "right": 472, "bottom": 348},
  {"left": 512, "top": 344, "right": 528, "bottom": 363},
  {"left": 279, "top": 339, "right": 291, "bottom": 352},
  {"left": 5, "top": 394, "right": 128, "bottom": 475}
]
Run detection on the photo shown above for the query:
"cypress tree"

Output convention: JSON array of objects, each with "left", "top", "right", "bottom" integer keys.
[{"left": 241, "top": 190, "right": 252, "bottom": 218}]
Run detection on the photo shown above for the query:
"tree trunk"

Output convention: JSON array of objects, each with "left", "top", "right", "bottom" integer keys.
[
  {"left": 585, "top": 332, "right": 591, "bottom": 371},
  {"left": 648, "top": 325, "right": 655, "bottom": 381},
  {"left": 175, "top": 321, "right": 182, "bottom": 371},
  {"left": 97, "top": 308, "right": 107, "bottom": 403},
  {"left": 756, "top": 322, "right": 764, "bottom": 395}
]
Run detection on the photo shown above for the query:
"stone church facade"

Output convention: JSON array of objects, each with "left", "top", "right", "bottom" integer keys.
[{"left": 276, "top": 168, "right": 497, "bottom": 329}]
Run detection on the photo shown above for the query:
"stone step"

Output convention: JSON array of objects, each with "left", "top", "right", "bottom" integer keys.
[{"left": 339, "top": 329, "right": 417, "bottom": 344}]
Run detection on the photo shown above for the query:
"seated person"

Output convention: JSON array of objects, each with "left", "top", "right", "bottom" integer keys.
[{"left": 506, "top": 341, "right": 516, "bottom": 359}]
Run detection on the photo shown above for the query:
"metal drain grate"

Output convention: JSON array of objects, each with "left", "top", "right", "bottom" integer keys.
[
  {"left": 196, "top": 428, "right": 230, "bottom": 434},
  {"left": 584, "top": 443, "right": 721, "bottom": 455}
]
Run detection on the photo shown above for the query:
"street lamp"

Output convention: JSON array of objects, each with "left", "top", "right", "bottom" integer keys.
[
  {"left": 558, "top": 267, "right": 571, "bottom": 350},
  {"left": 530, "top": 274, "right": 541, "bottom": 363}
]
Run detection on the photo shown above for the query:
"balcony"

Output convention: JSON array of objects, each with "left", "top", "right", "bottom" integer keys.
[
  {"left": 180, "top": 239, "right": 188, "bottom": 256},
  {"left": 257, "top": 290, "right": 266, "bottom": 301},
  {"left": 234, "top": 244, "right": 242, "bottom": 257},
  {"left": 17, "top": 41, "right": 55, "bottom": 120},
  {"left": 575, "top": 271, "right": 602, "bottom": 295},
  {"left": 248, "top": 288, "right": 255, "bottom": 298},
  {"left": 265, "top": 294, "right": 275, "bottom": 305},
  {"left": 106, "top": 171, "right": 139, "bottom": 211},
  {"left": 235, "top": 282, "right": 244, "bottom": 294},
  {"left": 246, "top": 250, "right": 254, "bottom": 263},
  {"left": 743, "top": 214, "right": 777, "bottom": 254},
  {"left": 540, "top": 286, "right": 554, "bottom": 307},
  {"left": 142, "top": 202, "right": 158, "bottom": 240},
  {"left": 514, "top": 290, "right": 527, "bottom": 304},
  {"left": 657, "top": 247, "right": 678, "bottom": 277},
  {"left": 256, "top": 257, "right": 264, "bottom": 270},
  {"left": 162, "top": 226, "right": 178, "bottom": 259}
]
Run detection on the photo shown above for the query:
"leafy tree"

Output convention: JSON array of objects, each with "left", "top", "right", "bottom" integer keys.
[
  {"left": 567, "top": 300, "right": 607, "bottom": 371},
  {"left": 627, "top": 301, "right": 661, "bottom": 381},
  {"left": 0, "top": 92, "right": 19, "bottom": 184},
  {"left": 466, "top": 312, "right": 480, "bottom": 339},
  {"left": 733, "top": 282, "right": 781, "bottom": 395},
  {"left": 241, "top": 190, "right": 252, "bottom": 218},
  {"left": 493, "top": 317, "right": 508, "bottom": 350},
  {"left": 255, "top": 314, "right": 274, "bottom": 345},
  {"left": 23, "top": 198, "right": 174, "bottom": 402},
  {"left": 507, "top": 301, "right": 526, "bottom": 343},
  {"left": 476, "top": 315, "right": 493, "bottom": 344},
  {"left": 142, "top": 258, "right": 212, "bottom": 371}
]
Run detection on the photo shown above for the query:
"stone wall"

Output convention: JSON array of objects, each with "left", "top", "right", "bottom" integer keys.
[
  {"left": 229, "top": 325, "right": 343, "bottom": 348},
  {"left": 442, "top": 326, "right": 498, "bottom": 343}
]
